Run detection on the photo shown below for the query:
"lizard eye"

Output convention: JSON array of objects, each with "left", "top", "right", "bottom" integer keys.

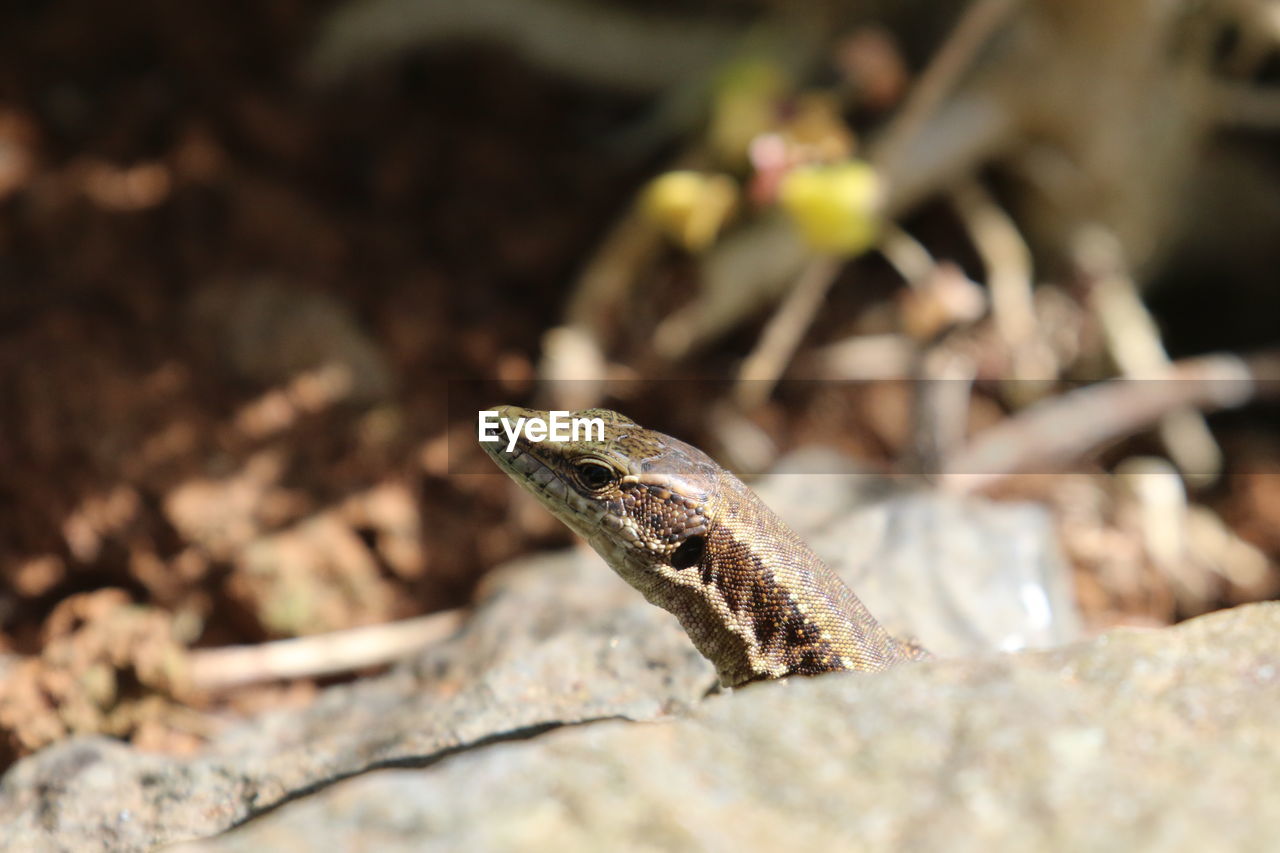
[{"left": 574, "top": 461, "right": 615, "bottom": 491}]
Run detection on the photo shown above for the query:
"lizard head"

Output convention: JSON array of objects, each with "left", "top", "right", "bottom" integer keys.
[
  {"left": 480, "top": 404, "right": 922, "bottom": 684},
  {"left": 479, "top": 405, "right": 721, "bottom": 586}
]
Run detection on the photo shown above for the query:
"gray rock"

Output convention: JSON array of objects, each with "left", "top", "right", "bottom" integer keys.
[
  {"left": 183, "top": 603, "right": 1280, "bottom": 853},
  {"left": 756, "top": 449, "right": 1082, "bottom": 655},
  {"left": 0, "top": 469, "right": 1089, "bottom": 852},
  {"left": 0, "top": 550, "right": 712, "bottom": 852}
]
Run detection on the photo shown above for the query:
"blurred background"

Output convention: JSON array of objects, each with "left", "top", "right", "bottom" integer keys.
[{"left": 2, "top": 0, "right": 1279, "bottom": 769}]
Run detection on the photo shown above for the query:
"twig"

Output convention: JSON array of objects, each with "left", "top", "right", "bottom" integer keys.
[
  {"left": 735, "top": 255, "right": 842, "bottom": 408},
  {"left": 565, "top": 202, "right": 667, "bottom": 334},
  {"left": 1076, "top": 226, "right": 1223, "bottom": 485},
  {"left": 187, "top": 609, "right": 466, "bottom": 692},
  {"left": 880, "top": 89, "right": 1019, "bottom": 220},
  {"left": 870, "top": 0, "right": 1020, "bottom": 179},
  {"left": 1115, "top": 456, "right": 1210, "bottom": 610},
  {"left": 878, "top": 222, "right": 937, "bottom": 288},
  {"left": 654, "top": 212, "right": 810, "bottom": 361},
  {"left": 941, "top": 350, "right": 1277, "bottom": 492},
  {"left": 949, "top": 177, "right": 1044, "bottom": 381}
]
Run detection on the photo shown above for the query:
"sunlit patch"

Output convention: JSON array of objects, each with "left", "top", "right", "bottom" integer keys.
[
  {"left": 1019, "top": 581, "right": 1051, "bottom": 630},
  {"left": 0, "top": 109, "right": 37, "bottom": 200},
  {"left": 79, "top": 159, "right": 172, "bottom": 211},
  {"left": 232, "top": 363, "right": 356, "bottom": 439},
  {"left": 164, "top": 450, "right": 287, "bottom": 562},
  {"left": 138, "top": 421, "right": 199, "bottom": 469},
  {"left": 11, "top": 554, "right": 65, "bottom": 597},
  {"left": 61, "top": 486, "right": 142, "bottom": 563}
]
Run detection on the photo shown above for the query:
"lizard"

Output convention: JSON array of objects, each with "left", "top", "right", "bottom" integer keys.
[{"left": 479, "top": 405, "right": 929, "bottom": 688}]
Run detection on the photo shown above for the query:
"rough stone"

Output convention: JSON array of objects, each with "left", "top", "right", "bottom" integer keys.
[
  {"left": 0, "top": 549, "right": 711, "bottom": 852},
  {"left": 184, "top": 603, "right": 1280, "bottom": 853},
  {"left": 756, "top": 450, "right": 1082, "bottom": 654},
  {"left": 0, "top": 462, "right": 1089, "bottom": 852}
]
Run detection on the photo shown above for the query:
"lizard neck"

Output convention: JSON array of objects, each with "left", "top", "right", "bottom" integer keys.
[{"left": 671, "top": 467, "right": 917, "bottom": 686}]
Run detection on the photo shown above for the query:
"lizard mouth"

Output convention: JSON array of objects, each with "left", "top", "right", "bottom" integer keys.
[
  {"left": 479, "top": 429, "right": 603, "bottom": 536},
  {"left": 478, "top": 417, "right": 634, "bottom": 554},
  {"left": 482, "top": 442, "right": 571, "bottom": 504}
]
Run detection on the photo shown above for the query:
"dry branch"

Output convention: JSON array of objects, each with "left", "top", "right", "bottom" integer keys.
[
  {"left": 187, "top": 609, "right": 466, "bottom": 692},
  {"left": 735, "top": 255, "right": 842, "bottom": 408},
  {"left": 942, "top": 350, "right": 1278, "bottom": 492}
]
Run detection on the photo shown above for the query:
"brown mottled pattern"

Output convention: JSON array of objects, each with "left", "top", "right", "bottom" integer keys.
[{"left": 480, "top": 406, "right": 928, "bottom": 687}]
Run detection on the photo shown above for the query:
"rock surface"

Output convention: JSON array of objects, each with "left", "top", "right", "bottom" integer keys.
[
  {"left": 0, "top": 464, "right": 1085, "bottom": 851},
  {"left": 0, "top": 549, "right": 713, "bottom": 852},
  {"left": 186, "top": 603, "right": 1280, "bottom": 853},
  {"left": 756, "top": 451, "right": 1081, "bottom": 655}
]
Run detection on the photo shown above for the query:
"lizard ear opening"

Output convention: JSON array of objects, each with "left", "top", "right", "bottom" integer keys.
[{"left": 670, "top": 535, "right": 705, "bottom": 569}]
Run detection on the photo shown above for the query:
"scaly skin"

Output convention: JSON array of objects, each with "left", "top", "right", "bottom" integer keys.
[{"left": 480, "top": 406, "right": 928, "bottom": 687}]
